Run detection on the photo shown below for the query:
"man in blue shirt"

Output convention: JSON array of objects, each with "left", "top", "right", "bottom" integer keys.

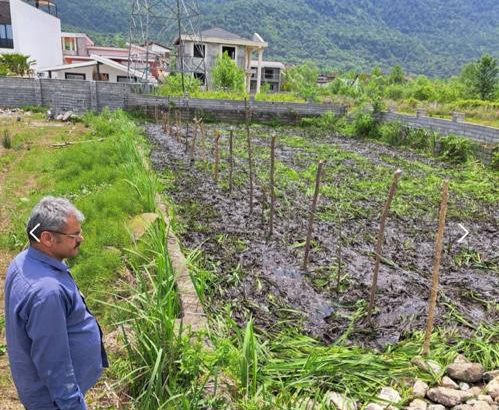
[{"left": 4, "top": 196, "right": 108, "bottom": 410}]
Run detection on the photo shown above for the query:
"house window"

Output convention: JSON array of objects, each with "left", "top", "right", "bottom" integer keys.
[
  {"left": 222, "top": 46, "right": 236, "bottom": 60},
  {"left": 264, "top": 68, "right": 275, "bottom": 80},
  {"left": 117, "top": 75, "right": 137, "bottom": 83},
  {"left": 63, "top": 37, "right": 76, "bottom": 52},
  {"left": 193, "top": 72, "right": 206, "bottom": 85},
  {"left": 193, "top": 43, "right": 205, "bottom": 58},
  {"left": 65, "top": 72, "right": 86, "bottom": 80},
  {"left": 0, "top": 24, "right": 13, "bottom": 49},
  {"left": 93, "top": 72, "right": 109, "bottom": 81}
]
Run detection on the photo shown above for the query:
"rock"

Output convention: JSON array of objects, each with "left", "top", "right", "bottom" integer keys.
[
  {"left": 485, "top": 377, "right": 499, "bottom": 399},
  {"left": 413, "top": 380, "right": 429, "bottom": 398},
  {"left": 296, "top": 397, "right": 320, "bottom": 410},
  {"left": 476, "top": 396, "right": 494, "bottom": 405},
  {"left": 441, "top": 376, "right": 459, "bottom": 389},
  {"left": 128, "top": 213, "right": 160, "bottom": 241},
  {"left": 62, "top": 111, "right": 73, "bottom": 121},
  {"left": 447, "top": 363, "right": 484, "bottom": 383},
  {"left": 365, "top": 404, "right": 385, "bottom": 410},
  {"left": 408, "top": 399, "right": 427, "bottom": 410},
  {"left": 412, "top": 357, "right": 443, "bottom": 375},
  {"left": 455, "top": 400, "right": 494, "bottom": 410},
  {"left": 460, "top": 383, "right": 471, "bottom": 391},
  {"left": 428, "top": 405, "right": 446, "bottom": 410},
  {"left": 427, "top": 387, "right": 481, "bottom": 408},
  {"left": 378, "top": 387, "right": 402, "bottom": 405},
  {"left": 324, "top": 391, "right": 357, "bottom": 410},
  {"left": 454, "top": 355, "right": 471, "bottom": 364},
  {"left": 484, "top": 371, "right": 499, "bottom": 383},
  {"left": 56, "top": 114, "right": 64, "bottom": 121}
]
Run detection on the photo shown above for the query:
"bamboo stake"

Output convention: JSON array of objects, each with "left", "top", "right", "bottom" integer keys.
[
  {"left": 245, "top": 98, "right": 254, "bottom": 215},
  {"left": 190, "top": 121, "right": 198, "bottom": 162},
  {"left": 200, "top": 122, "right": 206, "bottom": 160},
  {"left": 303, "top": 160, "right": 325, "bottom": 270},
  {"left": 422, "top": 179, "right": 449, "bottom": 356},
  {"left": 268, "top": 133, "right": 277, "bottom": 239},
  {"left": 175, "top": 111, "right": 180, "bottom": 142},
  {"left": 336, "top": 204, "right": 343, "bottom": 292},
  {"left": 214, "top": 131, "right": 221, "bottom": 183},
  {"left": 229, "top": 127, "right": 234, "bottom": 194},
  {"left": 367, "top": 169, "right": 402, "bottom": 323}
]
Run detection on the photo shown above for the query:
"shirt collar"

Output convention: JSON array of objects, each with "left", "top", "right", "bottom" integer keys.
[{"left": 27, "top": 247, "right": 69, "bottom": 273}]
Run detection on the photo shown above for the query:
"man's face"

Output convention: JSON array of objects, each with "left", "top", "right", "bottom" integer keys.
[{"left": 42, "top": 214, "right": 84, "bottom": 260}]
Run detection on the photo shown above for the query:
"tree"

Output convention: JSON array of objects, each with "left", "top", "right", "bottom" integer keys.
[
  {"left": 212, "top": 52, "right": 245, "bottom": 92},
  {"left": 389, "top": 65, "right": 405, "bottom": 84},
  {"left": 0, "top": 53, "right": 35, "bottom": 77},
  {"left": 471, "top": 54, "right": 498, "bottom": 100},
  {"left": 282, "top": 61, "right": 319, "bottom": 102},
  {"left": 157, "top": 73, "right": 201, "bottom": 96}
]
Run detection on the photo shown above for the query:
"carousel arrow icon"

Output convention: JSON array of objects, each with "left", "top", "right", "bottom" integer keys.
[
  {"left": 29, "top": 223, "right": 41, "bottom": 243},
  {"left": 457, "top": 223, "right": 469, "bottom": 243}
]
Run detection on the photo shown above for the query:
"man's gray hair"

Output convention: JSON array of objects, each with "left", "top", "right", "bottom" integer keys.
[{"left": 27, "top": 196, "right": 84, "bottom": 241}]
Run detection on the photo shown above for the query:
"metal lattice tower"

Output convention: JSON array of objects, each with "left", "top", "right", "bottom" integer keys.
[{"left": 127, "top": 0, "right": 206, "bottom": 89}]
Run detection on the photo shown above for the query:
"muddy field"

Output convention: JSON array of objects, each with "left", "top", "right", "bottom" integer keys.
[{"left": 146, "top": 123, "right": 498, "bottom": 349}]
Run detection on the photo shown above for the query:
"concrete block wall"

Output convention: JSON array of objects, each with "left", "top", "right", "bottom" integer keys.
[{"left": 0, "top": 78, "right": 497, "bottom": 148}]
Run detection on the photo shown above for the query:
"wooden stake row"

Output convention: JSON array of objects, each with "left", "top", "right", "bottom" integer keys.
[{"left": 160, "top": 118, "right": 451, "bottom": 355}]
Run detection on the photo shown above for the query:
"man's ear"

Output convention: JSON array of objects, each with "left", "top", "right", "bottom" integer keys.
[{"left": 39, "top": 231, "right": 54, "bottom": 247}]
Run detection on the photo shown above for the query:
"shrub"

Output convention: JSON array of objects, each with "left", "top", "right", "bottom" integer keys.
[
  {"left": 438, "top": 135, "right": 476, "bottom": 164},
  {"left": 158, "top": 73, "right": 201, "bottom": 96},
  {"left": 352, "top": 112, "right": 378, "bottom": 139},
  {"left": 301, "top": 111, "right": 344, "bottom": 131},
  {"left": 378, "top": 122, "right": 408, "bottom": 146}
]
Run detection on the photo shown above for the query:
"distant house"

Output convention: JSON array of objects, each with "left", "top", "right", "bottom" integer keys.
[
  {"left": 38, "top": 54, "right": 146, "bottom": 83},
  {"left": 174, "top": 27, "right": 283, "bottom": 93},
  {"left": 60, "top": 32, "right": 170, "bottom": 82},
  {"left": 0, "top": 0, "right": 62, "bottom": 71},
  {"left": 250, "top": 60, "right": 284, "bottom": 92}
]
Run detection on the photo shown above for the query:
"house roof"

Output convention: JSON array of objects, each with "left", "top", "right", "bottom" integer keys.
[
  {"left": 200, "top": 28, "right": 244, "bottom": 41},
  {"left": 175, "top": 27, "right": 267, "bottom": 48},
  {"left": 250, "top": 60, "right": 285, "bottom": 69},
  {"left": 38, "top": 55, "right": 156, "bottom": 83}
]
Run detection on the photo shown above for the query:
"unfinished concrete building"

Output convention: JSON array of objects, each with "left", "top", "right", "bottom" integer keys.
[{"left": 174, "top": 27, "right": 273, "bottom": 93}]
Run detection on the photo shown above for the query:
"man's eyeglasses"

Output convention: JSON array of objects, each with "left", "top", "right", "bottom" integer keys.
[{"left": 46, "top": 230, "right": 83, "bottom": 240}]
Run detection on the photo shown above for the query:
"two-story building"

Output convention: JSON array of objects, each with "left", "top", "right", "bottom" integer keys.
[
  {"left": 0, "top": 0, "right": 62, "bottom": 71},
  {"left": 175, "top": 27, "right": 282, "bottom": 94}
]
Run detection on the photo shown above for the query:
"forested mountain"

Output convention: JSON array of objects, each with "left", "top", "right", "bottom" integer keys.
[{"left": 56, "top": 0, "right": 499, "bottom": 77}]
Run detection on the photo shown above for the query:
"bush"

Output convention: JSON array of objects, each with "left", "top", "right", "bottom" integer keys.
[
  {"left": 438, "top": 135, "right": 476, "bottom": 164},
  {"left": 301, "top": 111, "right": 344, "bottom": 131},
  {"left": 352, "top": 112, "right": 378, "bottom": 139},
  {"left": 157, "top": 73, "right": 201, "bottom": 96},
  {"left": 378, "top": 122, "right": 408, "bottom": 146}
]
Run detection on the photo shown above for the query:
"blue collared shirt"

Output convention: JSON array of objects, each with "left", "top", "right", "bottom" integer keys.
[{"left": 5, "top": 247, "right": 107, "bottom": 410}]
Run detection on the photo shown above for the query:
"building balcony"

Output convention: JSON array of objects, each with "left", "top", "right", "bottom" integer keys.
[{"left": 23, "top": 0, "right": 58, "bottom": 17}]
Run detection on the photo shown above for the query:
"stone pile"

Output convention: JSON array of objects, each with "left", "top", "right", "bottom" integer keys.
[{"left": 305, "top": 355, "right": 498, "bottom": 410}]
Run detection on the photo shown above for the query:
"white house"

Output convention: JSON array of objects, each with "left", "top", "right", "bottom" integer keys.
[
  {"left": 38, "top": 54, "right": 152, "bottom": 83},
  {"left": 0, "top": 0, "right": 62, "bottom": 71}
]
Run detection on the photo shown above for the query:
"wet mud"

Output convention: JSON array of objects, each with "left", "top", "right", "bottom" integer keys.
[{"left": 147, "top": 123, "right": 498, "bottom": 349}]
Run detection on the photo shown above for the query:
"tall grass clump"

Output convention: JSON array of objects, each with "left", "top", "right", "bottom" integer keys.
[
  {"left": 2, "top": 129, "right": 12, "bottom": 149},
  {"left": 438, "top": 134, "right": 477, "bottom": 164}
]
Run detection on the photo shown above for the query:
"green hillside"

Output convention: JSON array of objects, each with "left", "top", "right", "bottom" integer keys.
[{"left": 56, "top": 0, "right": 499, "bottom": 77}]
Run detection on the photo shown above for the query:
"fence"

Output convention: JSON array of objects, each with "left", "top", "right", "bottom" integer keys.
[{"left": 0, "top": 77, "right": 498, "bottom": 146}]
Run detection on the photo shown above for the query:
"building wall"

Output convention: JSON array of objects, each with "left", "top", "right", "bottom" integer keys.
[
  {"left": 179, "top": 41, "right": 246, "bottom": 89},
  {"left": 49, "top": 64, "right": 133, "bottom": 83},
  {"left": 6, "top": 0, "right": 62, "bottom": 70}
]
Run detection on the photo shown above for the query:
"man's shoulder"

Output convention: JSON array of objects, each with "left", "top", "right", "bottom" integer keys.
[{"left": 7, "top": 250, "right": 67, "bottom": 302}]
